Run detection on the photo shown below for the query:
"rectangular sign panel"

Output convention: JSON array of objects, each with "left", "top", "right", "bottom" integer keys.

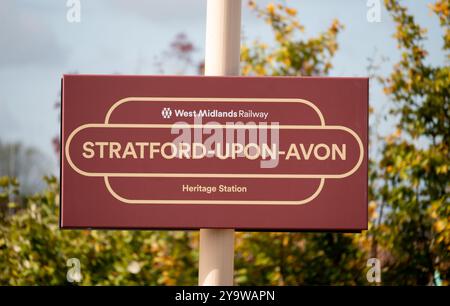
[{"left": 60, "top": 75, "right": 368, "bottom": 230}]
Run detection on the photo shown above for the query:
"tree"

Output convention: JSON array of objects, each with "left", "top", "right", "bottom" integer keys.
[
  {"left": 0, "top": 141, "right": 49, "bottom": 194},
  {"left": 369, "top": 0, "right": 449, "bottom": 285}
]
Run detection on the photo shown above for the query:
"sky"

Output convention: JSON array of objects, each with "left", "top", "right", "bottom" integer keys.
[{"left": 0, "top": 0, "right": 446, "bottom": 176}]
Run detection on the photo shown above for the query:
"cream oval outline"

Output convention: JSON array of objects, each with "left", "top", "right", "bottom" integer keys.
[
  {"left": 65, "top": 123, "right": 364, "bottom": 179},
  {"left": 104, "top": 97, "right": 326, "bottom": 126},
  {"left": 104, "top": 176, "right": 325, "bottom": 205}
]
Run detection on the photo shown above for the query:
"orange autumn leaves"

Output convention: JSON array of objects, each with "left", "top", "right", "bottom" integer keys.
[{"left": 241, "top": 1, "right": 342, "bottom": 76}]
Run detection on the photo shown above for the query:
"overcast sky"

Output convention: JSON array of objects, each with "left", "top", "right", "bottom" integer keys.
[{"left": 0, "top": 0, "right": 446, "bottom": 175}]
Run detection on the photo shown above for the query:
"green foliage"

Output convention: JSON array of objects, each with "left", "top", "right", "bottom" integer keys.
[
  {"left": 0, "top": 176, "right": 20, "bottom": 218},
  {"left": 236, "top": 1, "right": 368, "bottom": 286}
]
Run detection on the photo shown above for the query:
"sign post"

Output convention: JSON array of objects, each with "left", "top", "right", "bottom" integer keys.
[{"left": 199, "top": 0, "right": 242, "bottom": 286}]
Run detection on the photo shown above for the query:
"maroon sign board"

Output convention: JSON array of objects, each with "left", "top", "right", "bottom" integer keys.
[{"left": 60, "top": 75, "right": 368, "bottom": 231}]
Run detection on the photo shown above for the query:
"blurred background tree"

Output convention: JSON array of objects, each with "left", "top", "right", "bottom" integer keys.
[
  {"left": 0, "top": 141, "right": 48, "bottom": 195},
  {"left": 235, "top": 1, "right": 366, "bottom": 286},
  {"left": 370, "top": 0, "right": 449, "bottom": 285},
  {"left": 0, "top": 0, "right": 448, "bottom": 285},
  {"left": 0, "top": 177, "right": 198, "bottom": 285}
]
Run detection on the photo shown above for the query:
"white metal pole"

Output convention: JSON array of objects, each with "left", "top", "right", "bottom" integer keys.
[{"left": 199, "top": 0, "right": 241, "bottom": 286}]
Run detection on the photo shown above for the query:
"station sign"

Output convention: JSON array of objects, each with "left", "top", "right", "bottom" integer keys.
[{"left": 60, "top": 75, "right": 368, "bottom": 230}]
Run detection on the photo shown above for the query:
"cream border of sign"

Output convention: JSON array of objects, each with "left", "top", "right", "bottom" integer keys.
[{"left": 65, "top": 97, "right": 364, "bottom": 205}]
